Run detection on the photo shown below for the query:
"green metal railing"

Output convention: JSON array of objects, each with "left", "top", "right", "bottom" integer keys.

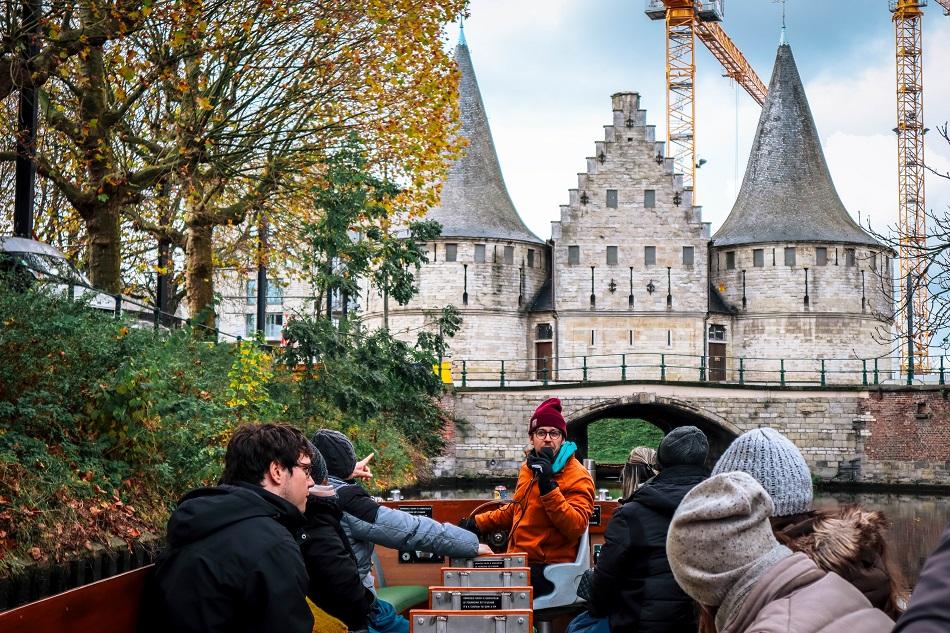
[{"left": 450, "top": 351, "right": 946, "bottom": 388}]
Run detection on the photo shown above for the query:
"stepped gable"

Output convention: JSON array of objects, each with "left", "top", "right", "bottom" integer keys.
[
  {"left": 713, "top": 44, "right": 879, "bottom": 248},
  {"left": 426, "top": 39, "right": 543, "bottom": 245}
]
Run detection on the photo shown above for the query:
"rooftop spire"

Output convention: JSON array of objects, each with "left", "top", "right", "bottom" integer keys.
[
  {"left": 712, "top": 44, "right": 879, "bottom": 247},
  {"left": 425, "top": 37, "right": 542, "bottom": 244},
  {"left": 458, "top": 16, "right": 466, "bottom": 46}
]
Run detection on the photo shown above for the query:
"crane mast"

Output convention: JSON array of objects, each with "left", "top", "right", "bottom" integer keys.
[
  {"left": 891, "top": 0, "right": 930, "bottom": 374},
  {"left": 646, "top": 1, "right": 767, "bottom": 203}
]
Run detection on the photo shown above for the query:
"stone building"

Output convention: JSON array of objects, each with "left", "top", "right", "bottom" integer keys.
[
  {"left": 360, "top": 38, "right": 894, "bottom": 384},
  {"left": 216, "top": 37, "right": 893, "bottom": 383},
  {"left": 360, "top": 33, "right": 547, "bottom": 381},
  {"left": 708, "top": 44, "right": 894, "bottom": 383}
]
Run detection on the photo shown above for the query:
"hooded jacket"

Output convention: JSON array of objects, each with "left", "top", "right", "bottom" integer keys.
[
  {"left": 328, "top": 476, "right": 480, "bottom": 590},
  {"left": 301, "top": 493, "right": 375, "bottom": 630},
  {"left": 475, "top": 442, "right": 595, "bottom": 564},
  {"left": 773, "top": 505, "right": 903, "bottom": 618},
  {"left": 586, "top": 464, "right": 706, "bottom": 633},
  {"left": 141, "top": 482, "right": 312, "bottom": 633},
  {"left": 718, "top": 552, "right": 894, "bottom": 633}
]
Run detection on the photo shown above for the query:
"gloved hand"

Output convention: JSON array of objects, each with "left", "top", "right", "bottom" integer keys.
[
  {"left": 527, "top": 449, "right": 557, "bottom": 495},
  {"left": 458, "top": 517, "right": 481, "bottom": 538}
]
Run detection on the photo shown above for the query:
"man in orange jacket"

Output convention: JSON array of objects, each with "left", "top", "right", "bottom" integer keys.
[{"left": 460, "top": 398, "right": 595, "bottom": 597}]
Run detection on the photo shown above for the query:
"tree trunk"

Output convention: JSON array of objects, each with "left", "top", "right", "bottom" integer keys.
[
  {"left": 85, "top": 204, "right": 122, "bottom": 293},
  {"left": 186, "top": 223, "right": 216, "bottom": 332}
]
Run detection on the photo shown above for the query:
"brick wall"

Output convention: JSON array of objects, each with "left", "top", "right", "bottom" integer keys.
[{"left": 862, "top": 387, "right": 950, "bottom": 484}]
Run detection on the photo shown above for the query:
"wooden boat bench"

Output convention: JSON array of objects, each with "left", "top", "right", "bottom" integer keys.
[
  {"left": 409, "top": 609, "right": 533, "bottom": 633},
  {"left": 0, "top": 565, "right": 150, "bottom": 633}
]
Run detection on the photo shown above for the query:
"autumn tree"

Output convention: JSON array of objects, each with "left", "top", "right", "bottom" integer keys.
[{"left": 2, "top": 0, "right": 465, "bottom": 316}]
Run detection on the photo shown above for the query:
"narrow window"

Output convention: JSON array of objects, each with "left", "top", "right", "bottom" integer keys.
[
  {"left": 784, "top": 247, "right": 796, "bottom": 267},
  {"left": 504, "top": 245, "right": 514, "bottom": 265},
  {"left": 474, "top": 244, "right": 486, "bottom": 263},
  {"left": 845, "top": 248, "right": 856, "bottom": 267},
  {"left": 644, "top": 189, "right": 656, "bottom": 208},
  {"left": 667, "top": 330, "right": 672, "bottom": 346},
  {"left": 527, "top": 249, "right": 535, "bottom": 268},
  {"left": 682, "top": 246, "right": 694, "bottom": 266},
  {"left": 568, "top": 245, "right": 580, "bottom": 265},
  {"left": 606, "top": 189, "right": 618, "bottom": 208},
  {"left": 445, "top": 243, "right": 458, "bottom": 262},
  {"left": 246, "top": 279, "right": 257, "bottom": 305},
  {"left": 629, "top": 330, "right": 633, "bottom": 345},
  {"left": 815, "top": 247, "right": 828, "bottom": 266},
  {"left": 590, "top": 330, "right": 595, "bottom": 345},
  {"left": 870, "top": 252, "right": 877, "bottom": 270},
  {"left": 726, "top": 251, "right": 736, "bottom": 270},
  {"left": 606, "top": 246, "right": 618, "bottom": 265},
  {"left": 267, "top": 282, "right": 283, "bottom": 306},
  {"left": 753, "top": 249, "right": 764, "bottom": 268},
  {"left": 644, "top": 245, "right": 656, "bottom": 266}
]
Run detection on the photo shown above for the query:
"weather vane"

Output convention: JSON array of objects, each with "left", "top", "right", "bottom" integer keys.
[{"left": 772, "top": 0, "right": 787, "bottom": 44}]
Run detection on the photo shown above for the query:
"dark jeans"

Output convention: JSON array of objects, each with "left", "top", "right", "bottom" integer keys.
[{"left": 530, "top": 563, "right": 555, "bottom": 598}]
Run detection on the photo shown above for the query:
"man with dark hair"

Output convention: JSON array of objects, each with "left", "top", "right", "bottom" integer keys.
[{"left": 141, "top": 423, "right": 315, "bottom": 633}]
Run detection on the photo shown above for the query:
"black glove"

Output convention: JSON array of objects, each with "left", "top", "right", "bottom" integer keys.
[
  {"left": 527, "top": 449, "right": 557, "bottom": 495},
  {"left": 458, "top": 517, "right": 481, "bottom": 538}
]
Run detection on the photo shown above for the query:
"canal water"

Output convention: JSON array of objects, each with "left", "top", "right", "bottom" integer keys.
[{"left": 408, "top": 482, "right": 950, "bottom": 587}]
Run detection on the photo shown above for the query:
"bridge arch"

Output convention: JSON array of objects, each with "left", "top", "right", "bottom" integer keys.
[{"left": 563, "top": 393, "right": 741, "bottom": 464}]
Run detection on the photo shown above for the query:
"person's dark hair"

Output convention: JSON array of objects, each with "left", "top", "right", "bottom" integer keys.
[{"left": 220, "top": 423, "right": 313, "bottom": 485}]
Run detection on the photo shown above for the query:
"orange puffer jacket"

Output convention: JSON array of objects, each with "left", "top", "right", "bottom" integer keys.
[{"left": 475, "top": 448, "right": 595, "bottom": 564}]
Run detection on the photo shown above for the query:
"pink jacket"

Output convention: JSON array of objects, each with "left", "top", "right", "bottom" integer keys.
[{"left": 719, "top": 553, "right": 894, "bottom": 633}]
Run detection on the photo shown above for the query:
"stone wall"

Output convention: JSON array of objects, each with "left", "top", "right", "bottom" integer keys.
[
  {"left": 433, "top": 384, "right": 950, "bottom": 487},
  {"left": 550, "top": 92, "right": 711, "bottom": 369}
]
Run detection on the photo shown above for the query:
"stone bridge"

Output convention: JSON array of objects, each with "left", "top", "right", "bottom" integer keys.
[{"left": 434, "top": 381, "right": 950, "bottom": 487}]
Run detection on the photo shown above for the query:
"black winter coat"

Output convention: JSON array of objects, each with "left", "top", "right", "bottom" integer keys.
[
  {"left": 140, "top": 482, "right": 313, "bottom": 633},
  {"left": 586, "top": 464, "right": 707, "bottom": 633},
  {"left": 301, "top": 494, "right": 376, "bottom": 630}
]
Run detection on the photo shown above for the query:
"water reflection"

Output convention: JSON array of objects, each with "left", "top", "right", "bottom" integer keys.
[
  {"left": 406, "top": 483, "right": 950, "bottom": 586},
  {"left": 815, "top": 491, "right": 950, "bottom": 586}
]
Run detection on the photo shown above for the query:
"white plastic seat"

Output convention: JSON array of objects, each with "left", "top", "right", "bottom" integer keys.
[{"left": 532, "top": 527, "right": 590, "bottom": 612}]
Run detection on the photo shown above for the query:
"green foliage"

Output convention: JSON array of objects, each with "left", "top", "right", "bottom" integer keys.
[
  {"left": 304, "top": 134, "right": 442, "bottom": 311},
  {"left": 281, "top": 307, "right": 459, "bottom": 454},
  {"left": 587, "top": 418, "right": 664, "bottom": 463},
  {"left": 0, "top": 278, "right": 455, "bottom": 573}
]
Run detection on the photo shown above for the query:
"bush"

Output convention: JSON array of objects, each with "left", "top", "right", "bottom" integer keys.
[
  {"left": 587, "top": 418, "right": 664, "bottom": 463},
  {"left": 0, "top": 281, "right": 451, "bottom": 574}
]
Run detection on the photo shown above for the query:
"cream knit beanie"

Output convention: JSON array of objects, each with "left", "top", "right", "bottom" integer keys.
[
  {"left": 667, "top": 471, "right": 791, "bottom": 608},
  {"left": 711, "top": 427, "right": 813, "bottom": 517}
]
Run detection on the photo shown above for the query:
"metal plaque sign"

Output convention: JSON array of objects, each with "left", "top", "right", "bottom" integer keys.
[{"left": 460, "top": 594, "right": 503, "bottom": 610}]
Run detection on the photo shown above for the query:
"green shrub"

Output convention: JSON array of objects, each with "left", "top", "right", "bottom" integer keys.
[{"left": 587, "top": 418, "right": 664, "bottom": 463}]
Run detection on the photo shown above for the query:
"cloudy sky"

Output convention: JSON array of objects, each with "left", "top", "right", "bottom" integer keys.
[{"left": 445, "top": 0, "right": 950, "bottom": 243}]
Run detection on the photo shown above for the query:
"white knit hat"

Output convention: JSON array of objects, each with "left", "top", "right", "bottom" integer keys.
[
  {"left": 711, "top": 428, "right": 813, "bottom": 517},
  {"left": 667, "top": 472, "right": 791, "bottom": 608}
]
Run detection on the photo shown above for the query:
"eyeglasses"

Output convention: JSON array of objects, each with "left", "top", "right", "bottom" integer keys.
[
  {"left": 295, "top": 462, "right": 313, "bottom": 477},
  {"left": 533, "top": 429, "right": 563, "bottom": 440}
]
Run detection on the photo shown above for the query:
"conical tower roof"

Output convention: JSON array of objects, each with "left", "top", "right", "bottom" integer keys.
[
  {"left": 713, "top": 44, "right": 879, "bottom": 247},
  {"left": 426, "top": 39, "right": 543, "bottom": 244}
]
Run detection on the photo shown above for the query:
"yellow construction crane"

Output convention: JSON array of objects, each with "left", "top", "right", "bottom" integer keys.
[
  {"left": 646, "top": 0, "right": 766, "bottom": 202},
  {"left": 890, "top": 0, "right": 933, "bottom": 375}
]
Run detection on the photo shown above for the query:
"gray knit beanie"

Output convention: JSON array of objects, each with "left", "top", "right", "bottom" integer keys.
[
  {"left": 307, "top": 441, "right": 329, "bottom": 485},
  {"left": 667, "top": 471, "right": 792, "bottom": 608},
  {"left": 657, "top": 425, "right": 709, "bottom": 467},
  {"left": 711, "top": 428, "right": 813, "bottom": 517},
  {"left": 312, "top": 429, "right": 357, "bottom": 480}
]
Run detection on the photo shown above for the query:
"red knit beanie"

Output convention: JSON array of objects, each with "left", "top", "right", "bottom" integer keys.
[{"left": 529, "top": 398, "right": 567, "bottom": 436}]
